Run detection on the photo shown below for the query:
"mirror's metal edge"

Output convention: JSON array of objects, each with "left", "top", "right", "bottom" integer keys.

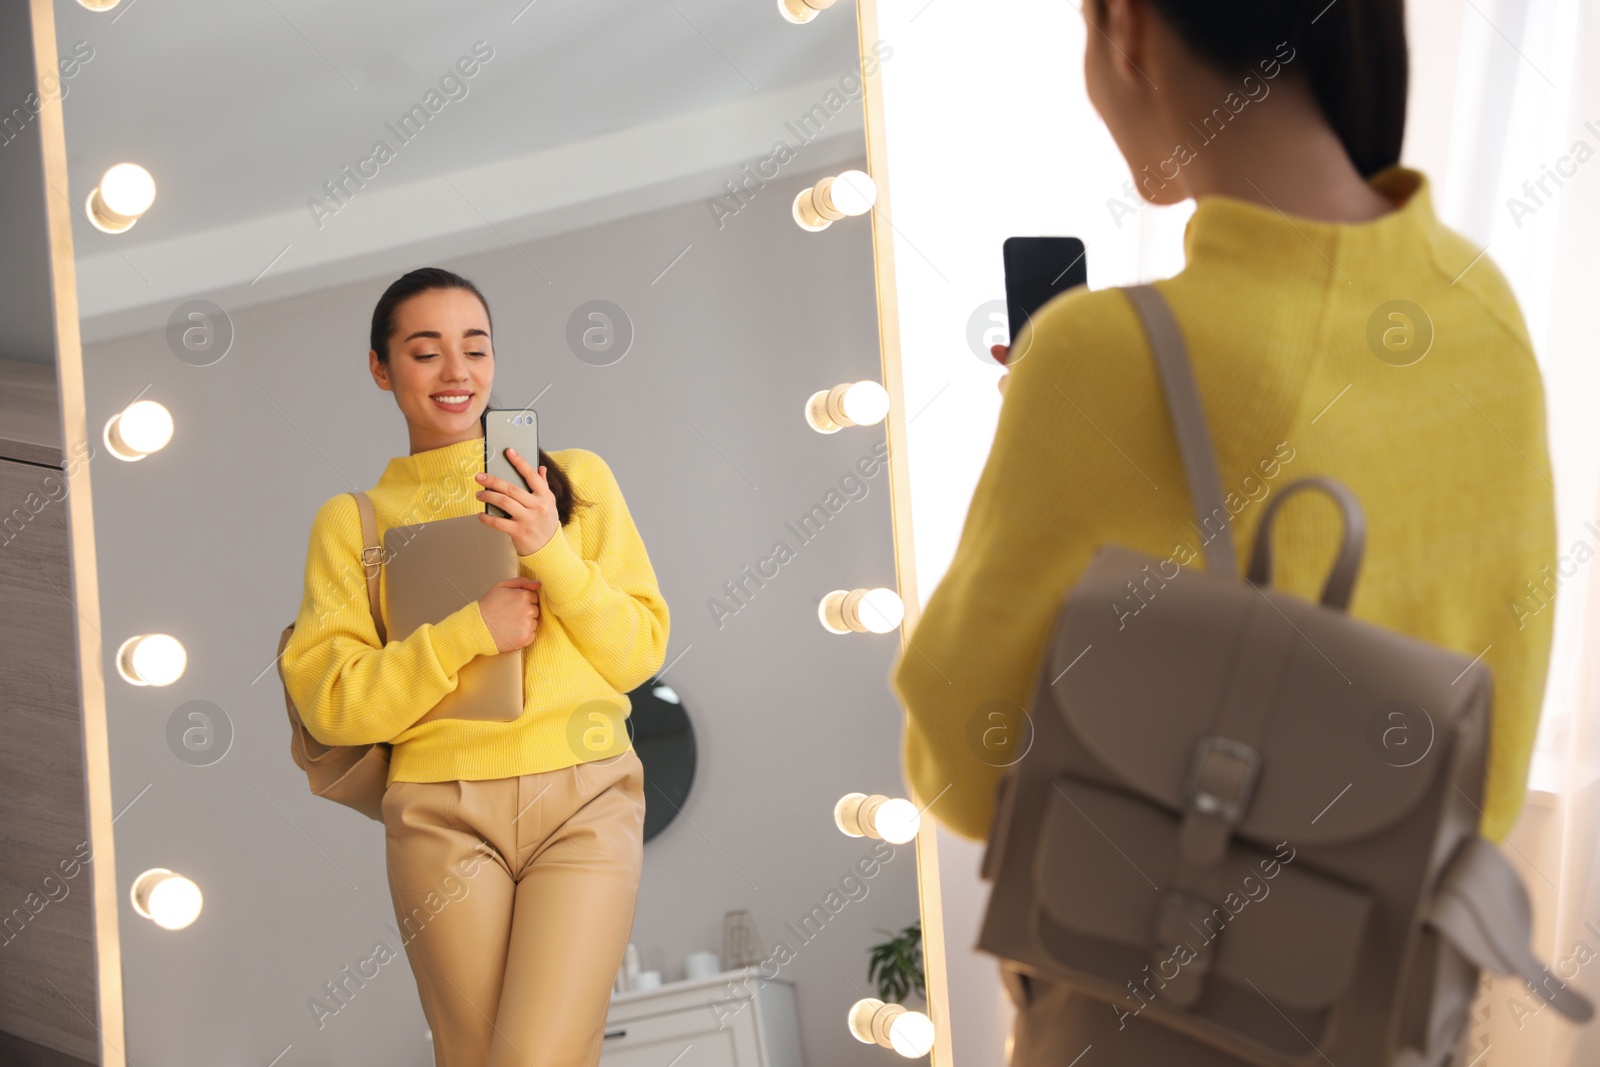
[
  {"left": 28, "top": 0, "right": 127, "bottom": 1064},
  {"left": 853, "top": 4, "right": 955, "bottom": 1066}
]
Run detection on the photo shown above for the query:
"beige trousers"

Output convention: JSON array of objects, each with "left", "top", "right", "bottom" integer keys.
[{"left": 382, "top": 747, "right": 646, "bottom": 1067}]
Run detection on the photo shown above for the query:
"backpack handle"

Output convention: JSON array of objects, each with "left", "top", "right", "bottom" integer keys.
[{"left": 1245, "top": 476, "right": 1366, "bottom": 612}]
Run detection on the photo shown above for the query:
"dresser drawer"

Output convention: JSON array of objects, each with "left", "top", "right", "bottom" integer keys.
[{"left": 600, "top": 1001, "right": 753, "bottom": 1067}]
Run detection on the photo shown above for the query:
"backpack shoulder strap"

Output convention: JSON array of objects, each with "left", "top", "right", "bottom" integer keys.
[
  {"left": 350, "top": 491, "right": 387, "bottom": 644},
  {"left": 1122, "top": 284, "right": 1236, "bottom": 577}
]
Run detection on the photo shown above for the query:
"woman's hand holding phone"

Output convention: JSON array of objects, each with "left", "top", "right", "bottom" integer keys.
[
  {"left": 475, "top": 446, "right": 558, "bottom": 556},
  {"left": 992, "top": 343, "right": 1011, "bottom": 396},
  {"left": 477, "top": 577, "right": 542, "bottom": 653}
]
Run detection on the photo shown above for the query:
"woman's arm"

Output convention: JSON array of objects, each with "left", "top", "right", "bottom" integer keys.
[
  {"left": 281, "top": 493, "right": 501, "bottom": 746},
  {"left": 516, "top": 452, "right": 670, "bottom": 693},
  {"left": 889, "top": 287, "right": 1184, "bottom": 842}
]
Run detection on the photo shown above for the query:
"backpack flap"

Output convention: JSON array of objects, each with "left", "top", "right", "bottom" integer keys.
[
  {"left": 1047, "top": 542, "right": 1489, "bottom": 852},
  {"left": 1031, "top": 775, "right": 1374, "bottom": 1055}
]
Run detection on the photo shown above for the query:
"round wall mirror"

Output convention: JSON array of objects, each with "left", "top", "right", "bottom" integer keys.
[{"left": 625, "top": 677, "right": 696, "bottom": 842}]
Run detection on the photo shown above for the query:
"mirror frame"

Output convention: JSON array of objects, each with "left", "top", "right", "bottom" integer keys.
[
  {"left": 27, "top": 1, "right": 129, "bottom": 1064},
  {"left": 852, "top": 2, "right": 957, "bottom": 1065},
  {"left": 30, "top": 0, "right": 958, "bottom": 1061}
]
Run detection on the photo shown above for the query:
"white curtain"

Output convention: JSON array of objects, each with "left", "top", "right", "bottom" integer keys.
[{"left": 1403, "top": 0, "right": 1600, "bottom": 1062}]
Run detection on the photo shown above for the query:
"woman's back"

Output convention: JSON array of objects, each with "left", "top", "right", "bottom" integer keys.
[{"left": 890, "top": 166, "right": 1555, "bottom": 843}]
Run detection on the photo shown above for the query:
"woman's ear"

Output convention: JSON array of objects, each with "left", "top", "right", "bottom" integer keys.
[
  {"left": 369, "top": 348, "right": 393, "bottom": 392},
  {"left": 1099, "top": 0, "right": 1152, "bottom": 88}
]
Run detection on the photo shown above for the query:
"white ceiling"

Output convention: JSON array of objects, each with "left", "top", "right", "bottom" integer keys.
[{"left": 53, "top": 0, "right": 867, "bottom": 341}]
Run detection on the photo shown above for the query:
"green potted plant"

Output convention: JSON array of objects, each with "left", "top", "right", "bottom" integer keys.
[{"left": 867, "top": 921, "right": 924, "bottom": 1003}]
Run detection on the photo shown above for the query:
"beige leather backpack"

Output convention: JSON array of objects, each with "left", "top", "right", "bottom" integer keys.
[
  {"left": 274, "top": 490, "right": 390, "bottom": 822},
  {"left": 977, "top": 284, "right": 1591, "bottom": 1065}
]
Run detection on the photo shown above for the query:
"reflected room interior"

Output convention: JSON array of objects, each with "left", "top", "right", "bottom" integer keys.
[{"left": 11, "top": 1, "right": 925, "bottom": 1064}]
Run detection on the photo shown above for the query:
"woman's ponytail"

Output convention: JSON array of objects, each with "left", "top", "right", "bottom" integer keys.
[
  {"left": 1296, "top": 0, "right": 1408, "bottom": 178},
  {"left": 1127, "top": 0, "right": 1409, "bottom": 178}
]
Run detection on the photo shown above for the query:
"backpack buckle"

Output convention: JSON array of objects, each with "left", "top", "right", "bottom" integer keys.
[
  {"left": 361, "top": 546, "right": 387, "bottom": 569},
  {"left": 1183, "top": 736, "right": 1260, "bottom": 824}
]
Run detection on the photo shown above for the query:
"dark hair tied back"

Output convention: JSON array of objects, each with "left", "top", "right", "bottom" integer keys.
[
  {"left": 370, "top": 266, "right": 589, "bottom": 526},
  {"left": 1107, "top": 0, "right": 1408, "bottom": 179}
]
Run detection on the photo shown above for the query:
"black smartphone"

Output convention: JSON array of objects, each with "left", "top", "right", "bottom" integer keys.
[
  {"left": 1001, "top": 236, "right": 1088, "bottom": 362},
  {"left": 482, "top": 406, "right": 540, "bottom": 519}
]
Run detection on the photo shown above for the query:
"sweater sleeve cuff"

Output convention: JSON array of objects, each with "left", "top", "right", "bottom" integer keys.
[
  {"left": 428, "top": 601, "right": 500, "bottom": 677},
  {"left": 518, "top": 526, "right": 592, "bottom": 611}
]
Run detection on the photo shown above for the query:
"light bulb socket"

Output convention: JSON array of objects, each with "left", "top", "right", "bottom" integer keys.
[
  {"left": 130, "top": 868, "right": 173, "bottom": 920},
  {"left": 820, "top": 588, "right": 902, "bottom": 634},
  {"left": 116, "top": 634, "right": 151, "bottom": 685},
  {"left": 820, "top": 588, "right": 864, "bottom": 633},
  {"left": 848, "top": 998, "right": 909, "bottom": 1048},
  {"left": 103, "top": 411, "right": 147, "bottom": 460},
  {"left": 812, "top": 176, "right": 851, "bottom": 221},
  {"left": 835, "top": 792, "right": 890, "bottom": 838},
  {"left": 86, "top": 185, "right": 141, "bottom": 234},
  {"left": 806, "top": 384, "right": 854, "bottom": 433},
  {"left": 793, "top": 186, "right": 834, "bottom": 231},
  {"left": 778, "top": 0, "right": 837, "bottom": 24}
]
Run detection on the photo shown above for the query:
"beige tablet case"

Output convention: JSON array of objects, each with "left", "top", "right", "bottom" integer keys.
[{"left": 383, "top": 513, "right": 523, "bottom": 725}]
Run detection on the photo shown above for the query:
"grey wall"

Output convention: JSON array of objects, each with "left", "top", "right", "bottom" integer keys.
[{"left": 82, "top": 157, "right": 919, "bottom": 1066}]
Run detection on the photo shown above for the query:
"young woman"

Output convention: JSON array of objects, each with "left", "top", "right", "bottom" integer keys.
[
  {"left": 281, "top": 267, "right": 670, "bottom": 1067},
  {"left": 890, "top": 0, "right": 1554, "bottom": 1063}
]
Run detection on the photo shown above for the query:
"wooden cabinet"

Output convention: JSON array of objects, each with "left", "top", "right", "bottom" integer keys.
[
  {"left": 0, "top": 368, "right": 97, "bottom": 1067},
  {"left": 602, "top": 969, "right": 805, "bottom": 1067}
]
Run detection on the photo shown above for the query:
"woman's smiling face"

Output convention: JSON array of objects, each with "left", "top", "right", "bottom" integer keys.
[{"left": 369, "top": 287, "right": 494, "bottom": 450}]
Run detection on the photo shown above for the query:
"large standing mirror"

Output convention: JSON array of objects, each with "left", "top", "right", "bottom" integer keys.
[{"left": 55, "top": 1, "right": 921, "bottom": 1063}]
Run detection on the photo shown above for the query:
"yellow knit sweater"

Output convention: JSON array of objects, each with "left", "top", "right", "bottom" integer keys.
[
  {"left": 281, "top": 438, "right": 670, "bottom": 785},
  {"left": 891, "top": 168, "right": 1555, "bottom": 844}
]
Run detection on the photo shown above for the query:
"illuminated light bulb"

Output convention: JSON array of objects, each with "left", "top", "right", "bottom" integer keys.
[
  {"left": 888, "top": 1010, "right": 936, "bottom": 1058},
  {"left": 777, "top": 0, "right": 838, "bottom": 24},
  {"left": 76, "top": 0, "right": 123, "bottom": 9},
  {"left": 116, "top": 633, "right": 187, "bottom": 686},
  {"left": 848, "top": 998, "right": 936, "bottom": 1058},
  {"left": 652, "top": 684, "right": 681, "bottom": 704},
  {"left": 87, "top": 163, "right": 156, "bottom": 233},
  {"left": 858, "top": 587, "right": 904, "bottom": 632},
  {"left": 819, "top": 587, "right": 904, "bottom": 635},
  {"left": 835, "top": 793, "right": 922, "bottom": 844},
  {"left": 793, "top": 170, "right": 878, "bottom": 231},
  {"left": 100, "top": 163, "right": 157, "bottom": 216},
  {"left": 130, "top": 869, "right": 203, "bottom": 930},
  {"left": 828, "top": 170, "right": 877, "bottom": 216},
  {"left": 807, "top": 381, "right": 890, "bottom": 433},
  {"left": 841, "top": 381, "right": 891, "bottom": 425},
  {"left": 103, "top": 399, "right": 174, "bottom": 460},
  {"left": 873, "top": 798, "right": 921, "bottom": 843}
]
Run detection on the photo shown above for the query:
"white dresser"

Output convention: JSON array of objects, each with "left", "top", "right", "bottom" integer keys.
[{"left": 601, "top": 968, "right": 805, "bottom": 1067}]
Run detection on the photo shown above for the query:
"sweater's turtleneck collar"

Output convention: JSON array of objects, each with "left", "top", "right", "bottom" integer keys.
[
  {"left": 1182, "top": 166, "right": 1435, "bottom": 279},
  {"left": 375, "top": 435, "right": 485, "bottom": 503}
]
